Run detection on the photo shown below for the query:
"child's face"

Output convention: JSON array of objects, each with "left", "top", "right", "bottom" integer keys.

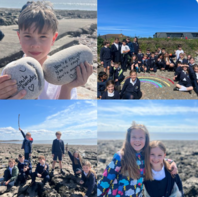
[
  {"left": 56, "top": 134, "right": 61, "bottom": 139},
  {"left": 17, "top": 23, "right": 58, "bottom": 65},
  {"left": 122, "top": 42, "right": 126, "bottom": 45},
  {"left": 147, "top": 51, "right": 150, "bottom": 54},
  {"left": 26, "top": 135, "right": 31, "bottom": 140},
  {"left": 138, "top": 50, "right": 141, "bottom": 53},
  {"left": 9, "top": 161, "right": 15, "bottom": 168},
  {"left": 162, "top": 49, "right": 165, "bottom": 53},
  {"left": 130, "top": 73, "right": 137, "bottom": 81},
  {"left": 19, "top": 157, "right": 24, "bottom": 163},
  {"left": 102, "top": 75, "right": 107, "bottom": 80},
  {"left": 82, "top": 165, "right": 91, "bottom": 174},
  {"left": 190, "top": 59, "right": 195, "bottom": 64},
  {"left": 114, "top": 64, "right": 119, "bottom": 69},
  {"left": 187, "top": 55, "right": 191, "bottom": 60},
  {"left": 178, "top": 47, "right": 182, "bottom": 50},
  {"left": 183, "top": 66, "right": 188, "bottom": 71},
  {"left": 130, "top": 129, "right": 146, "bottom": 152},
  {"left": 150, "top": 147, "right": 166, "bottom": 169},
  {"left": 107, "top": 84, "right": 114, "bottom": 93},
  {"left": 180, "top": 54, "right": 184, "bottom": 59},
  {"left": 39, "top": 159, "right": 45, "bottom": 165},
  {"left": 151, "top": 54, "right": 155, "bottom": 58},
  {"left": 194, "top": 67, "right": 198, "bottom": 73}
]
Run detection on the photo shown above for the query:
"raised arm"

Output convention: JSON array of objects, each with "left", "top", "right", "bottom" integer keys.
[{"left": 19, "top": 128, "right": 25, "bottom": 138}]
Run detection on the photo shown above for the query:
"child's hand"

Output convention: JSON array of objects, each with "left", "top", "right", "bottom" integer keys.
[
  {"left": 37, "top": 173, "right": 42, "bottom": 177},
  {"left": 101, "top": 61, "right": 104, "bottom": 65},
  {"left": 99, "top": 96, "right": 102, "bottom": 99},
  {"left": 44, "top": 165, "right": 47, "bottom": 170},
  {"left": 19, "top": 128, "right": 22, "bottom": 131},
  {"left": 115, "top": 79, "right": 118, "bottom": 82},
  {"left": 0, "top": 75, "right": 26, "bottom": 99},
  {"left": 79, "top": 180, "right": 84, "bottom": 184},
  {"left": 5, "top": 181, "right": 9, "bottom": 185},
  {"left": 170, "top": 162, "right": 178, "bottom": 175}
]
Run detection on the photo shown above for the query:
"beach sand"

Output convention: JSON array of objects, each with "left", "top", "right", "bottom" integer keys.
[
  {"left": 97, "top": 140, "right": 198, "bottom": 197},
  {"left": 0, "top": 143, "right": 97, "bottom": 197},
  {"left": 0, "top": 8, "right": 97, "bottom": 99}
]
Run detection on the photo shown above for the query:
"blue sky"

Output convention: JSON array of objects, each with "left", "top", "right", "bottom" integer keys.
[
  {"left": 98, "top": 100, "right": 198, "bottom": 134},
  {"left": 0, "top": 100, "right": 97, "bottom": 140},
  {"left": 98, "top": 0, "right": 198, "bottom": 37}
]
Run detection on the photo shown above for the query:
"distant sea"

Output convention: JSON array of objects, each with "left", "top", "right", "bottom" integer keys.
[
  {"left": 0, "top": 138, "right": 97, "bottom": 145},
  {"left": 0, "top": 0, "right": 97, "bottom": 10},
  {"left": 98, "top": 132, "right": 198, "bottom": 141}
]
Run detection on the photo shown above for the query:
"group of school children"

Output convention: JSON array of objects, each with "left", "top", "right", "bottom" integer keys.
[
  {"left": 99, "top": 37, "right": 198, "bottom": 99},
  {"left": 97, "top": 121, "right": 184, "bottom": 197},
  {"left": 0, "top": 130, "right": 97, "bottom": 197}
]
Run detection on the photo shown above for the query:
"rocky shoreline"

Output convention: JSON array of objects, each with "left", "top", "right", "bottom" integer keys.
[
  {"left": 0, "top": 143, "right": 97, "bottom": 197},
  {"left": 97, "top": 140, "right": 198, "bottom": 197},
  {"left": 0, "top": 8, "right": 97, "bottom": 26}
]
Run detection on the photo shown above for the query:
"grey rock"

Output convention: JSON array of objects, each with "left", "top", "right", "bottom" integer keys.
[
  {"left": 0, "top": 186, "right": 7, "bottom": 194},
  {"left": 2, "top": 57, "right": 44, "bottom": 99},
  {"left": 43, "top": 45, "right": 93, "bottom": 85}
]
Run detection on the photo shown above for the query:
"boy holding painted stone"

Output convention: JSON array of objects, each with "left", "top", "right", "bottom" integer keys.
[
  {"left": 51, "top": 131, "right": 65, "bottom": 175},
  {"left": 0, "top": 1, "right": 93, "bottom": 100},
  {"left": 0, "top": 159, "right": 19, "bottom": 187},
  {"left": 19, "top": 128, "right": 33, "bottom": 160}
]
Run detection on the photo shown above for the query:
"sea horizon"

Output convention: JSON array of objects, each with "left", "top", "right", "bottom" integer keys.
[
  {"left": 0, "top": 0, "right": 97, "bottom": 11},
  {"left": 98, "top": 132, "right": 198, "bottom": 141},
  {"left": 0, "top": 138, "right": 97, "bottom": 145}
]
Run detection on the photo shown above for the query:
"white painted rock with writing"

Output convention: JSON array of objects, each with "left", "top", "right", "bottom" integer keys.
[
  {"left": 43, "top": 45, "right": 93, "bottom": 85},
  {"left": 2, "top": 57, "right": 44, "bottom": 99}
]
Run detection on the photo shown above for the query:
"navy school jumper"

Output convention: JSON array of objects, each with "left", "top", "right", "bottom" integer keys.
[
  {"left": 68, "top": 151, "right": 82, "bottom": 174},
  {"left": 110, "top": 43, "right": 121, "bottom": 62}
]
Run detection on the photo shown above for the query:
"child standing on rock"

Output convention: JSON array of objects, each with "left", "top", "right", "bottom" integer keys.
[
  {"left": 66, "top": 144, "right": 82, "bottom": 177},
  {"left": 19, "top": 128, "right": 33, "bottom": 161},
  {"left": 143, "top": 141, "right": 184, "bottom": 197},
  {"left": 0, "top": 159, "right": 19, "bottom": 187},
  {"left": 0, "top": 1, "right": 92, "bottom": 100},
  {"left": 51, "top": 131, "right": 65, "bottom": 175},
  {"left": 79, "top": 160, "right": 97, "bottom": 197},
  {"left": 97, "top": 122, "right": 178, "bottom": 197}
]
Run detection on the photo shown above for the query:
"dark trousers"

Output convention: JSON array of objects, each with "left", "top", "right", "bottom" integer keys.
[
  {"left": 25, "top": 153, "right": 30, "bottom": 160},
  {"left": 193, "top": 80, "right": 198, "bottom": 93},
  {"left": 121, "top": 55, "right": 128, "bottom": 71},
  {"left": 32, "top": 172, "right": 50, "bottom": 184}
]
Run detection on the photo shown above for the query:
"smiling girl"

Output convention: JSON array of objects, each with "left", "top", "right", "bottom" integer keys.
[{"left": 143, "top": 141, "right": 184, "bottom": 197}]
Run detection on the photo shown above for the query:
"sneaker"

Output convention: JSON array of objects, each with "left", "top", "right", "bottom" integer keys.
[
  {"left": 173, "top": 87, "right": 179, "bottom": 91},
  {"left": 51, "top": 170, "right": 54, "bottom": 176}
]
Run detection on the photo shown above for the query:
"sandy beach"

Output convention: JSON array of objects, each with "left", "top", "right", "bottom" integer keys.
[
  {"left": 0, "top": 143, "right": 97, "bottom": 197},
  {"left": 0, "top": 8, "right": 97, "bottom": 99},
  {"left": 97, "top": 140, "right": 198, "bottom": 197}
]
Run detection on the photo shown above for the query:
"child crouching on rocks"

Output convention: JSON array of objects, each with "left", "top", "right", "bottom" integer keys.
[
  {"left": 66, "top": 143, "right": 82, "bottom": 177},
  {"left": 79, "top": 160, "right": 97, "bottom": 197},
  {"left": 0, "top": 159, "right": 19, "bottom": 187},
  {"left": 30, "top": 155, "right": 50, "bottom": 186},
  {"left": 15, "top": 154, "right": 32, "bottom": 185}
]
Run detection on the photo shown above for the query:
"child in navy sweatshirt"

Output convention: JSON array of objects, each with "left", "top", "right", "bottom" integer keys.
[
  {"left": 19, "top": 128, "right": 33, "bottom": 161},
  {"left": 30, "top": 155, "right": 50, "bottom": 186},
  {"left": 51, "top": 131, "right": 65, "bottom": 175},
  {"left": 148, "top": 52, "right": 157, "bottom": 72},
  {"left": 66, "top": 144, "right": 82, "bottom": 177},
  {"left": 15, "top": 154, "right": 32, "bottom": 185},
  {"left": 79, "top": 160, "right": 97, "bottom": 197},
  {"left": 109, "top": 62, "right": 125, "bottom": 89},
  {"left": 121, "top": 70, "right": 142, "bottom": 99},
  {"left": 100, "top": 41, "right": 111, "bottom": 74},
  {"left": 102, "top": 80, "right": 120, "bottom": 99},
  {"left": 173, "top": 64, "right": 193, "bottom": 94},
  {"left": 97, "top": 71, "right": 108, "bottom": 99}
]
